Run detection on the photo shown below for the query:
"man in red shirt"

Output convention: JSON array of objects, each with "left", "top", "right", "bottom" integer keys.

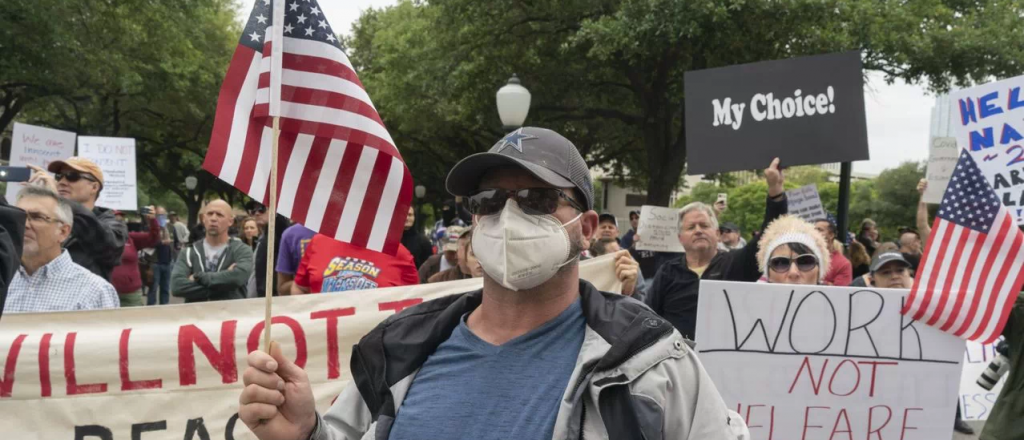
[
  {"left": 292, "top": 234, "right": 419, "bottom": 294},
  {"left": 813, "top": 218, "right": 852, "bottom": 286}
]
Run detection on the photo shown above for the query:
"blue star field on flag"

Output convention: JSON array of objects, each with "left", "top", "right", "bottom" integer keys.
[
  {"left": 936, "top": 151, "right": 1003, "bottom": 233},
  {"left": 239, "top": 0, "right": 340, "bottom": 53}
]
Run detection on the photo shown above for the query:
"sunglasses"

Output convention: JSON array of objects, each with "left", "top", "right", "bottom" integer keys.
[
  {"left": 55, "top": 172, "right": 98, "bottom": 184},
  {"left": 768, "top": 254, "right": 819, "bottom": 273},
  {"left": 468, "top": 188, "right": 584, "bottom": 216},
  {"left": 248, "top": 206, "right": 267, "bottom": 215}
]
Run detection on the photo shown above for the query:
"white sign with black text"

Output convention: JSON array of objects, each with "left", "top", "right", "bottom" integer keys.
[
  {"left": 77, "top": 136, "right": 138, "bottom": 211},
  {"left": 5, "top": 123, "right": 76, "bottom": 201},
  {"left": 695, "top": 281, "right": 965, "bottom": 440},
  {"left": 924, "top": 137, "right": 960, "bottom": 204},
  {"left": 785, "top": 184, "right": 826, "bottom": 222},
  {"left": 635, "top": 205, "right": 685, "bottom": 253}
]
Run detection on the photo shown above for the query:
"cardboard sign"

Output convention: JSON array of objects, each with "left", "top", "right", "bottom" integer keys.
[
  {"left": 924, "top": 137, "right": 960, "bottom": 204},
  {"left": 958, "top": 340, "right": 1007, "bottom": 421},
  {"left": 0, "top": 255, "right": 621, "bottom": 440},
  {"left": 4, "top": 123, "right": 76, "bottom": 201},
  {"left": 949, "top": 75, "right": 1024, "bottom": 222},
  {"left": 695, "top": 281, "right": 965, "bottom": 440},
  {"left": 785, "top": 184, "right": 826, "bottom": 222},
  {"left": 684, "top": 51, "right": 869, "bottom": 174},
  {"left": 635, "top": 205, "right": 685, "bottom": 253},
  {"left": 77, "top": 136, "right": 138, "bottom": 211}
]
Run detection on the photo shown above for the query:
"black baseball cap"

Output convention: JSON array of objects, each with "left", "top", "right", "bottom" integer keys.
[
  {"left": 720, "top": 222, "right": 741, "bottom": 233},
  {"left": 599, "top": 212, "right": 618, "bottom": 227},
  {"left": 870, "top": 252, "right": 911, "bottom": 273},
  {"left": 446, "top": 127, "right": 594, "bottom": 211}
]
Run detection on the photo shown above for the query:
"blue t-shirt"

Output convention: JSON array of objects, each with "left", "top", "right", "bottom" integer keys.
[{"left": 389, "top": 299, "right": 586, "bottom": 440}]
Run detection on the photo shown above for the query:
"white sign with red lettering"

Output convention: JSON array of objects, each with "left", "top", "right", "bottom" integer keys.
[
  {"left": 77, "top": 136, "right": 138, "bottom": 211},
  {"left": 695, "top": 281, "right": 965, "bottom": 440},
  {"left": 4, "top": 122, "right": 76, "bottom": 201},
  {"left": 0, "top": 254, "right": 621, "bottom": 440}
]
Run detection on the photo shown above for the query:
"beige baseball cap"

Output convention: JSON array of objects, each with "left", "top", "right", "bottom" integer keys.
[
  {"left": 47, "top": 157, "right": 104, "bottom": 186},
  {"left": 443, "top": 226, "right": 466, "bottom": 252}
]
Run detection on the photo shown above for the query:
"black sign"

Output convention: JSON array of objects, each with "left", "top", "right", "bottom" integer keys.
[{"left": 684, "top": 51, "right": 869, "bottom": 175}]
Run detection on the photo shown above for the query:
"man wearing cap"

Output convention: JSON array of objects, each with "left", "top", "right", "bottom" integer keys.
[
  {"left": 27, "top": 158, "right": 127, "bottom": 281},
  {"left": 597, "top": 212, "right": 621, "bottom": 244},
  {"left": 247, "top": 201, "right": 291, "bottom": 297},
  {"left": 239, "top": 127, "right": 748, "bottom": 440},
  {"left": 849, "top": 251, "right": 913, "bottom": 288},
  {"left": 717, "top": 222, "right": 746, "bottom": 252},
  {"left": 644, "top": 159, "right": 787, "bottom": 340},
  {"left": 418, "top": 225, "right": 465, "bottom": 283}
]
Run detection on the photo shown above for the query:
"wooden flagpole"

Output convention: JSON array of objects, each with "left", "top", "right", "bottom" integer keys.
[{"left": 264, "top": 116, "right": 280, "bottom": 352}]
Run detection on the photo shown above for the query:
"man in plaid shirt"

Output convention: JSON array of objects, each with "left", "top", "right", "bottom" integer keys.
[{"left": 6, "top": 186, "right": 118, "bottom": 313}]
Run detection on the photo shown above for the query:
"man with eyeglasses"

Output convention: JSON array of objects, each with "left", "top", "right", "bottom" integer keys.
[
  {"left": 26, "top": 157, "right": 127, "bottom": 281},
  {"left": 238, "top": 127, "right": 747, "bottom": 440},
  {"left": 6, "top": 186, "right": 118, "bottom": 312}
]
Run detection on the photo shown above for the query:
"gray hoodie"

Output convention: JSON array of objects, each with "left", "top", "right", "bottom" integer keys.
[{"left": 170, "top": 237, "right": 253, "bottom": 302}]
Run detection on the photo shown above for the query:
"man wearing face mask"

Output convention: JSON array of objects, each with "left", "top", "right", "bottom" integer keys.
[{"left": 239, "top": 127, "right": 748, "bottom": 440}]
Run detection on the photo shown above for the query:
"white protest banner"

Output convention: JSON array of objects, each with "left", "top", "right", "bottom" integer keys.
[
  {"left": 635, "top": 205, "right": 684, "bottom": 253},
  {"left": 785, "top": 184, "right": 826, "bottom": 222},
  {"left": 0, "top": 254, "right": 621, "bottom": 439},
  {"left": 77, "top": 136, "right": 138, "bottom": 211},
  {"left": 924, "top": 137, "right": 960, "bottom": 204},
  {"left": 958, "top": 340, "right": 1006, "bottom": 421},
  {"left": 4, "top": 122, "right": 76, "bottom": 201},
  {"left": 949, "top": 75, "right": 1024, "bottom": 222},
  {"left": 696, "top": 281, "right": 965, "bottom": 440}
]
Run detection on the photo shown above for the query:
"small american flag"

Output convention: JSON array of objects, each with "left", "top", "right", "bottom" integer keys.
[
  {"left": 203, "top": 0, "right": 412, "bottom": 255},
  {"left": 902, "top": 150, "right": 1024, "bottom": 343}
]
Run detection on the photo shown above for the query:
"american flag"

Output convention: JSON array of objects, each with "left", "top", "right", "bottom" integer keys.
[
  {"left": 902, "top": 150, "right": 1024, "bottom": 343},
  {"left": 203, "top": 0, "right": 412, "bottom": 255}
]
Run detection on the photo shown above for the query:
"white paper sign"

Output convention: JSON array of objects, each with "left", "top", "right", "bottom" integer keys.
[
  {"left": 77, "top": 136, "right": 138, "bottom": 210},
  {"left": 696, "top": 281, "right": 965, "bottom": 440},
  {"left": 958, "top": 340, "right": 1007, "bottom": 421},
  {"left": 785, "top": 184, "right": 826, "bottom": 221},
  {"left": 635, "top": 205, "right": 684, "bottom": 253},
  {"left": 949, "top": 75, "right": 1024, "bottom": 223},
  {"left": 924, "top": 137, "right": 960, "bottom": 204},
  {"left": 4, "top": 123, "right": 76, "bottom": 201}
]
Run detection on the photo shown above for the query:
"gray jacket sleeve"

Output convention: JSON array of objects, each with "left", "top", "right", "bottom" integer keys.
[
  {"left": 170, "top": 247, "right": 210, "bottom": 300},
  {"left": 311, "top": 383, "right": 373, "bottom": 440},
  {"left": 199, "top": 242, "right": 253, "bottom": 289}
]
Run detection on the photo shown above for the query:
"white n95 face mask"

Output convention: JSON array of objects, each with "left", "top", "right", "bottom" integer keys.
[{"left": 472, "top": 198, "right": 582, "bottom": 291}]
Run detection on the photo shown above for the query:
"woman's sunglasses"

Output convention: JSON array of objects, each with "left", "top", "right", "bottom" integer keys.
[
  {"left": 768, "top": 254, "right": 819, "bottom": 273},
  {"left": 467, "top": 188, "right": 584, "bottom": 216}
]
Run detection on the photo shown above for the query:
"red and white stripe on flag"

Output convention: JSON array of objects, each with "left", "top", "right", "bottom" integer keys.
[
  {"left": 203, "top": 0, "right": 411, "bottom": 255},
  {"left": 902, "top": 151, "right": 1024, "bottom": 343}
]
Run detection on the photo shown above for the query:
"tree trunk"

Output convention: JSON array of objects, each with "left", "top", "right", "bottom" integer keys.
[{"left": 642, "top": 116, "right": 687, "bottom": 207}]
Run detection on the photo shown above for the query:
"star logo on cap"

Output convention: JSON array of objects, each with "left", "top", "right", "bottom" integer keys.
[{"left": 496, "top": 128, "right": 536, "bottom": 154}]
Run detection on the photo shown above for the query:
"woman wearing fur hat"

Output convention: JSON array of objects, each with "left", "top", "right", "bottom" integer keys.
[{"left": 757, "top": 215, "right": 830, "bottom": 285}]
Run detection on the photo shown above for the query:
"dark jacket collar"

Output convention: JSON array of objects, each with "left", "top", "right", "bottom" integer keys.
[{"left": 350, "top": 280, "right": 673, "bottom": 421}]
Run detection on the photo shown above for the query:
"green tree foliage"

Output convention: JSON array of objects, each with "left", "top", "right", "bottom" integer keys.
[
  {"left": 1, "top": 0, "right": 239, "bottom": 222},
  {"left": 346, "top": 0, "right": 1024, "bottom": 206}
]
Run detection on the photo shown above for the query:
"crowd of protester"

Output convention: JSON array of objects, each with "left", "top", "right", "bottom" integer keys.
[{"left": 0, "top": 129, "right": 1020, "bottom": 440}]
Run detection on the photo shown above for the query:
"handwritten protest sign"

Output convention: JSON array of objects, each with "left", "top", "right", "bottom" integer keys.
[
  {"left": 949, "top": 75, "right": 1024, "bottom": 222},
  {"left": 77, "top": 136, "right": 138, "bottom": 210},
  {"left": 685, "top": 51, "right": 869, "bottom": 174},
  {"left": 924, "top": 137, "right": 960, "bottom": 204},
  {"left": 696, "top": 281, "right": 964, "bottom": 440},
  {"left": 0, "top": 255, "right": 621, "bottom": 440},
  {"left": 635, "top": 205, "right": 684, "bottom": 253},
  {"left": 4, "top": 123, "right": 76, "bottom": 201},
  {"left": 785, "top": 184, "right": 826, "bottom": 222},
  {"left": 958, "top": 340, "right": 1007, "bottom": 421}
]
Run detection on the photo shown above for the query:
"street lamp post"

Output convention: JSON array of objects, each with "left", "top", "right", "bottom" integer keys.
[
  {"left": 414, "top": 184, "right": 426, "bottom": 228},
  {"left": 496, "top": 74, "right": 531, "bottom": 130}
]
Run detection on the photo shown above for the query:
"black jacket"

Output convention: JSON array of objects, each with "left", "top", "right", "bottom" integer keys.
[
  {"left": 255, "top": 214, "right": 290, "bottom": 297},
  {"left": 401, "top": 227, "right": 433, "bottom": 269},
  {"left": 0, "top": 198, "right": 26, "bottom": 316},
  {"left": 646, "top": 195, "right": 788, "bottom": 339},
  {"left": 65, "top": 202, "right": 128, "bottom": 280}
]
